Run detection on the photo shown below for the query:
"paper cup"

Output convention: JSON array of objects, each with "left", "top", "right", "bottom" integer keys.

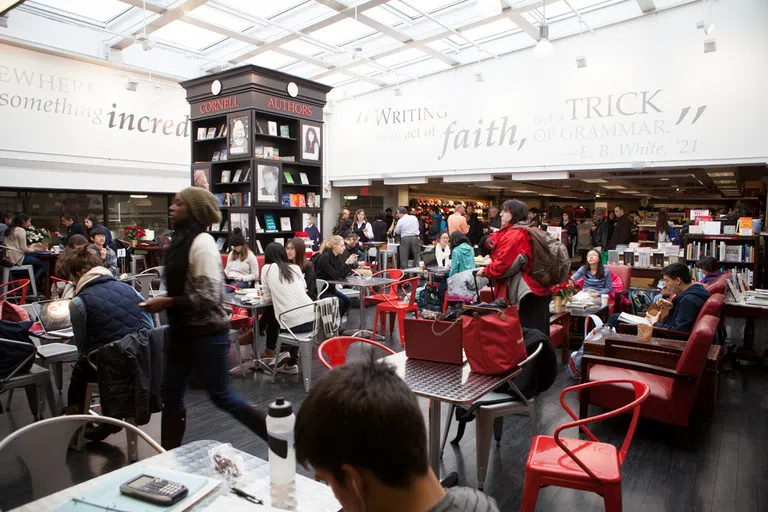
[{"left": 601, "top": 294, "right": 609, "bottom": 307}]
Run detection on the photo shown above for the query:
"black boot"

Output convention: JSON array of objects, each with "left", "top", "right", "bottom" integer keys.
[
  {"left": 84, "top": 422, "right": 122, "bottom": 442},
  {"left": 161, "top": 409, "right": 187, "bottom": 450},
  {"left": 233, "top": 406, "right": 267, "bottom": 443}
]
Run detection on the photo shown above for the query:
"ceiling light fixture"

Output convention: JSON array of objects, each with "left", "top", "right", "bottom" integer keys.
[
  {"left": 660, "top": 178, "right": 669, "bottom": 181},
  {"left": 343, "top": 195, "right": 358, "bottom": 200},
  {"left": 703, "top": 38, "right": 717, "bottom": 53},
  {"left": 130, "top": 194, "right": 148, "bottom": 199},
  {"left": 476, "top": 0, "right": 502, "bottom": 17},
  {"left": 475, "top": 72, "right": 484, "bottom": 82},
  {"left": 575, "top": 20, "right": 587, "bottom": 68},
  {"left": 534, "top": 1, "right": 553, "bottom": 59},
  {"left": 125, "top": 80, "right": 138, "bottom": 91}
]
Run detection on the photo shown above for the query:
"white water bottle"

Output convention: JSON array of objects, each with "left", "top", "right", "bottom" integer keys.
[{"left": 267, "top": 397, "right": 296, "bottom": 485}]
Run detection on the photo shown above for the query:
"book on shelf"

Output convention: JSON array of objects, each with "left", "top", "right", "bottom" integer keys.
[
  {"left": 281, "top": 194, "right": 291, "bottom": 207},
  {"left": 307, "top": 192, "right": 317, "bottom": 208},
  {"left": 217, "top": 124, "right": 227, "bottom": 138},
  {"left": 197, "top": 127, "right": 207, "bottom": 140},
  {"left": 243, "top": 167, "right": 251, "bottom": 182},
  {"left": 244, "top": 192, "right": 251, "bottom": 207},
  {"left": 210, "top": 221, "right": 220, "bottom": 231},
  {"left": 280, "top": 125, "right": 290, "bottom": 137},
  {"left": 221, "top": 220, "right": 228, "bottom": 231},
  {"left": 652, "top": 253, "right": 664, "bottom": 268},
  {"left": 254, "top": 145, "right": 264, "bottom": 158},
  {"left": 220, "top": 170, "right": 231, "bottom": 183},
  {"left": 216, "top": 237, "right": 226, "bottom": 251},
  {"left": 254, "top": 215, "right": 263, "bottom": 233},
  {"left": 724, "top": 225, "right": 737, "bottom": 235},
  {"left": 297, "top": 194, "right": 306, "bottom": 207},
  {"left": 206, "top": 127, "right": 217, "bottom": 139},
  {"left": 299, "top": 172, "right": 309, "bottom": 185},
  {"left": 622, "top": 251, "right": 634, "bottom": 266},
  {"left": 280, "top": 156, "right": 295, "bottom": 162},
  {"left": 739, "top": 217, "right": 753, "bottom": 236},
  {"left": 264, "top": 147, "right": 273, "bottom": 158},
  {"left": 284, "top": 172, "right": 294, "bottom": 184},
  {"left": 280, "top": 217, "right": 292, "bottom": 231},
  {"left": 264, "top": 214, "right": 278, "bottom": 232},
  {"left": 255, "top": 119, "right": 263, "bottom": 134},
  {"left": 232, "top": 169, "right": 242, "bottom": 182},
  {"left": 255, "top": 240, "right": 264, "bottom": 254},
  {"left": 268, "top": 121, "right": 278, "bottom": 136},
  {"left": 724, "top": 246, "right": 741, "bottom": 262},
  {"left": 220, "top": 149, "right": 228, "bottom": 160},
  {"left": 212, "top": 151, "right": 221, "bottom": 162},
  {"left": 275, "top": 237, "right": 285, "bottom": 246},
  {"left": 273, "top": 148, "right": 280, "bottom": 157},
  {"left": 702, "top": 221, "right": 721, "bottom": 235}
]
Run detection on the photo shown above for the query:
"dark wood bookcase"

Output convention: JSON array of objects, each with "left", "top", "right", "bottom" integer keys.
[{"left": 181, "top": 66, "right": 331, "bottom": 254}]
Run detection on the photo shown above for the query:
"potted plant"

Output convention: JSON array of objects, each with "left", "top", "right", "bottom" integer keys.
[
  {"left": 550, "top": 279, "right": 577, "bottom": 312},
  {"left": 26, "top": 226, "right": 51, "bottom": 249},
  {"left": 124, "top": 225, "right": 146, "bottom": 247}
]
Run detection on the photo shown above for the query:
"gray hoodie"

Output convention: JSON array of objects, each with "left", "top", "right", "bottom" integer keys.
[{"left": 428, "top": 487, "right": 500, "bottom": 512}]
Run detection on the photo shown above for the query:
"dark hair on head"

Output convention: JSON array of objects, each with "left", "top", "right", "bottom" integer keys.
[
  {"left": 85, "top": 213, "right": 100, "bottom": 226},
  {"left": 376, "top": 211, "right": 387, "bottom": 222},
  {"left": 61, "top": 212, "right": 76, "bottom": 221},
  {"left": 501, "top": 199, "right": 528, "bottom": 225},
  {"left": 67, "top": 234, "right": 89, "bottom": 248},
  {"left": 662, "top": 262, "right": 692, "bottom": 284},
  {"left": 584, "top": 249, "right": 606, "bottom": 279},
  {"left": 430, "top": 205, "right": 440, "bottom": 214},
  {"left": 614, "top": 205, "right": 624, "bottom": 212},
  {"left": 449, "top": 230, "right": 470, "bottom": 250},
  {"left": 529, "top": 208, "right": 539, "bottom": 214},
  {"left": 60, "top": 245, "right": 102, "bottom": 281},
  {"left": 7, "top": 214, "right": 30, "bottom": 238},
  {"left": 656, "top": 211, "right": 669, "bottom": 232},
  {"left": 264, "top": 242, "right": 295, "bottom": 283},
  {"left": 229, "top": 228, "right": 249, "bottom": 261},
  {"left": 90, "top": 226, "right": 109, "bottom": 238},
  {"left": 295, "top": 354, "right": 428, "bottom": 488},
  {"left": 1, "top": 210, "right": 13, "bottom": 221},
  {"left": 396, "top": 206, "right": 408, "bottom": 215},
  {"left": 696, "top": 256, "right": 719, "bottom": 273},
  {"left": 287, "top": 237, "right": 307, "bottom": 271}
]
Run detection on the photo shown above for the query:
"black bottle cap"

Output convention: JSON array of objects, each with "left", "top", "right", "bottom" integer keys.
[{"left": 268, "top": 397, "right": 293, "bottom": 418}]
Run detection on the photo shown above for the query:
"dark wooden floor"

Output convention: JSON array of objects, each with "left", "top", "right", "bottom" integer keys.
[{"left": 1, "top": 306, "right": 767, "bottom": 511}]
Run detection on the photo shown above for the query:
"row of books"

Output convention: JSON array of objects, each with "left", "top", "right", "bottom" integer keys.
[
  {"left": 255, "top": 145, "right": 290, "bottom": 159},
  {"left": 255, "top": 214, "right": 292, "bottom": 233},
  {"left": 283, "top": 171, "right": 310, "bottom": 185},
  {"left": 256, "top": 120, "right": 290, "bottom": 138},
  {"left": 220, "top": 168, "right": 251, "bottom": 183},
  {"left": 197, "top": 124, "right": 227, "bottom": 140},
  {"left": 280, "top": 192, "right": 319, "bottom": 208},
  {"left": 215, "top": 192, "right": 251, "bottom": 207},
  {"left": 607, "top": 250, "right": 676, "bottom": 268},
  {"left": 684, "top": 241, "right": 755, "bottom": 263},
  {"left": 687, "top": 217, "right": 760, "bottom": 236}
]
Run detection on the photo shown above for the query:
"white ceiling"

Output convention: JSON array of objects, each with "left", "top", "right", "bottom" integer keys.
[{"left": 4, "top": 0, "right": 690, "bottom": 99}]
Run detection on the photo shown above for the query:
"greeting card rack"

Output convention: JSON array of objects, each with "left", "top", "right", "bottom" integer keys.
[{"left": 181, "top": 65, "right": 331, "bottom": 254}]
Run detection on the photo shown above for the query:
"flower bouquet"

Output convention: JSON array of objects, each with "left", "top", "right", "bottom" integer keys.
[
  {"left": 26, "top": 226, "right": 51, "bottom": 246},
  {"left": 124, "top": 225, "right": 146, "bottom": 247},
  {"left": 550, "top": 278, "right": 577, "bottom": 312}
]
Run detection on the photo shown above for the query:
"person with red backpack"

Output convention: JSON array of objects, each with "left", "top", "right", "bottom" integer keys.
[{"left": 477, "top": 200, "right": 554, "bottom": 337}]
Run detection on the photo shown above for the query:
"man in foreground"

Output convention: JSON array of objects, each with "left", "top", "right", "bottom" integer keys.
[{"left": 295, "top": 356, "right": 499, "bottom": 512}]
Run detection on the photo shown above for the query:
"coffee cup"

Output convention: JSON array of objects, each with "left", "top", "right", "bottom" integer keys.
[{"left": 600, "top": 294, "right": 609, "bottom": 307}]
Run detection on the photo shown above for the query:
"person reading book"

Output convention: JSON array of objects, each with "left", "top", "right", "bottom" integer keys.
[
  {"left": 295, "top": 355, "right": 500, "bottom": 512},
  {"left": 607, "top": 263, "right": 710, "bottom": 333}
]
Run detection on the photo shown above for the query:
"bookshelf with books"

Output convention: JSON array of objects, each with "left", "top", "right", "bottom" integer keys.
[
  {"left": 182, "top": 66, "right": 331, "bottom": 254},
  {"left": 684, "top": 234, "right": 763, "bottom": 287}
]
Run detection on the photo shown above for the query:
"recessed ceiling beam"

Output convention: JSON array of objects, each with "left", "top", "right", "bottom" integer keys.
[{"left": 111, "top": 0, "right": 208, "bottom": 50}]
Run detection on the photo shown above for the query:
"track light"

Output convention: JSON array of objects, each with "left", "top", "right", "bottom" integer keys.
[
  {"left": 125, "top": 80, "right": 138, "bottom": 92},
  {"left": 534, "top": 25, "right": 553, "bottom": 59},
  {"left": 575, "top": 56, "right": 587, "bottom": 68},
  {"left": 696, "top": 20, "right": 715, "bottom": 36},
  {"left": 394, "top": 87, "right": 402, "bottom": 97},
  {"left": 703, "top": 38, "right": 717, "bottom": 53}
]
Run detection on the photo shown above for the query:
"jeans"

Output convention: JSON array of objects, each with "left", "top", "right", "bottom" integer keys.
[
  {"left": 322, "top": 288, "right": 351, "bottom": 318},
  {"left": 162, "top": 331, "right": 266, "bottom": 439},
  {"left": 67, "top": 357, "right": 97, "bottom": 410},
  {"left": 225, "top": 279, "right": 251, "bottom": 292},
  {"left": 606, "top": 313, "right": 622, "bottom": 330},
  {"left": 23, "top": 254, "right": 48, "bottom": 282}
]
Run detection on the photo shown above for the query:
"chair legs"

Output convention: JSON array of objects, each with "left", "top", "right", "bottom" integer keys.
[
  {"left": 124, "top": 417, "right": 139, "bottom": 462},
  {"left": 601, "top": 484, "right": 623, "bottom": 512},
  {"left": 300, "top": 343, "right": 312, "bottom": 393},
  {"left": 475, "top": 410, "right": 494, "bottom": 491},
  {"left": 520, "top": 474, "right": 542, "bottom": 512},
  {"left": 23, "top": 385, "right": 41, "bottom": 420},
  {"left": 493, "top": 417, "right": 504, "bottom": 443}
]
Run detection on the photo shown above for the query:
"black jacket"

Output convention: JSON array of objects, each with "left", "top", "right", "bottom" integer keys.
[
  {"left": 372, "top": 220, "right": 388, "bottom": 242},
  {"left": 304, "top": 261, "right": 318, "bottom": 301},
  {"left": 655, "top": 284, "right": 710, "bottom": 333},
  {"left": 94, "top": 327, "right": 166, "bottom": 425},
  {"left": 592, "top": 220, "right": 611, "bottom": 250},
  {"left": 467, "top": 215, "right": 483, "bottom": 246},
  {"left": 607, "top": 215, "right": 632, "bottom": 250},
  {"left": 62, "top": 222, "right": 87, "bottom": 245},
  {"left": 313, "top": 251, "right": 353, "bottom": 282}
]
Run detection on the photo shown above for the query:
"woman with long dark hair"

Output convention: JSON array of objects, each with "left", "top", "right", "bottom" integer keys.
[
  {"left": 304, "top": 127, "right": 320, "bottom": 156},
  {"left": 84, "top": 214, "right": 113, "bottom": 245},
  {"left": 572, "top": 249, "right": 613, "bottom": 297},
  {"left": 140, "top": 187, "right": 266, "bottom": 449},
  {"left": 655, "top": 211, "right": 677, "bottom": 243},
  {"left": 477, "top": 200, "right": 552, "bottom": 336},
  {"left": 2, "top": 214, "right": 47, "bottom": 285},
  {"left": 258, "top": 242, "right": 315, "bottom": 374},
  {"left": 286, "top": 237, "right": 317, "bottom": 300}
]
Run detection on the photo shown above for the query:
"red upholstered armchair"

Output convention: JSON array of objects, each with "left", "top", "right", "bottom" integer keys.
[
  {"left": 605, "top": 264, "right": 631, "bottom": 316},
  {"left": 618, "top": 293, "right": 725, "bottom": 341},
  {"left": 704, "top": 274, "right": 728, "bottom": 296},
  {"left": 580, "top": 315, "right": 719, "bottom": 433}
]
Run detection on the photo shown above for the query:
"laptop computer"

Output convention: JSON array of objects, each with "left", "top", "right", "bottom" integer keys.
[
  {"left": 404, "top": 318, "right": 465, "bottom": 365},
  {"left": 421, "top": 250, "right": 450, "bottom": 273},
  {"left": 33, "top": 299, "right": 74, "bottom": 339}
]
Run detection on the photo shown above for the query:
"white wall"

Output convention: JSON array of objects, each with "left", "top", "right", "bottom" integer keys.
[
  {"left": 327, "top": 0, "right": 768, "bottom": 182},
  {"left": 0, "top": 43, "right": 190, "bottom": 192}
]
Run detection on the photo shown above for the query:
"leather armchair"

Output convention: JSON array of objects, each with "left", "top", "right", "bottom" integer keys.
[
  {"left": 580, "top": 315, "right": 718, "bottom": 430},
  {"left": 704, "top": 274, "right": 728, "bottom": 295},
  {"left": 618, "top": 293, "right": 725, "bottom": 341}
]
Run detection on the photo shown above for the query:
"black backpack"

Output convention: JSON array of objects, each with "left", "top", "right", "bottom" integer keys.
[{"left": 514, "top": 227, "right": 571, "bottom": 288}]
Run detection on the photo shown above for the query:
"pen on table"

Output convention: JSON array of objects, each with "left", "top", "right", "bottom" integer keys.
[{"left": 231, "top": 486, "right": 264, "bottom": 505}]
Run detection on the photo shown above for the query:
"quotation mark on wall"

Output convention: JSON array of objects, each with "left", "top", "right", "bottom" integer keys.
[{"left": 675, "top": 105, "right": 707, "bottom": 126}]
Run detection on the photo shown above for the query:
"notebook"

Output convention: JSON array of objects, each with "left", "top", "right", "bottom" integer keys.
[{"left": 34, "top": 299, "right": 74, "bottom": 338}]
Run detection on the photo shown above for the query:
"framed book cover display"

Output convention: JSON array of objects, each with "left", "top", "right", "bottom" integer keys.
[{"left": 182, "top": 66, "right": 330, "bottom": 252}]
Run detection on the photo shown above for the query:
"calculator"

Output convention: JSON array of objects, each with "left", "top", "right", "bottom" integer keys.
[{"left": 119, "top": 474, "right": 189, "bottom": 505}]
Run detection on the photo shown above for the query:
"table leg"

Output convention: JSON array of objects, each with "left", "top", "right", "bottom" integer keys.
[
  {"left": 252, "top": 308, "right": 273, "bottom": 374},
  {"left": 359, "top": 286, "right": 366, "bottom": 332},
  {"left": 44, "top": 264, "right": 52, "bottom": 299},
  {"left": 429, "top": 398, "right": 458, "bottom": 487}
]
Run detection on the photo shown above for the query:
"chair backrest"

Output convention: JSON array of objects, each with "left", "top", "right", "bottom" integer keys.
[
  {"left": 256, "top": 255, "right": 265, "bottom": 278},
  {"left": 676, "top": 315, "right": 718, "bottom": 377},
  {"left": 399, "top": 276, "right": 421, "bottom": 303},
  {"left": 0, "top": 415, "right": 164, "bottom": 501},
  {"left": 0, "top": 279, "right": 30, "bottom": 305},
  {"left": 316, "top": 279, "right": 329, "bottom": 297},
  {"left": 318, "top": 336, "right": 396, "bottom": 369},
  {"left": 220, "top": 253, "right": 228, "bottom": 268},
  {"left": 705, "top": 274, "right": 728, "bottom": 295},
  {"left": 606, "top": 264, "right": 631, "bottom": 292},
  {"left": 372, "top": 269, "right": 404, "bottom": 281},
  {"left": 694, "top": 293, "right": 725, "bottom": 325}
]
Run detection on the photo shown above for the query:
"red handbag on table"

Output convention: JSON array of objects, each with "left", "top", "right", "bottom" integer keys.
[{"left": 460, "top": 305, "right": 527, "bottom": 375}]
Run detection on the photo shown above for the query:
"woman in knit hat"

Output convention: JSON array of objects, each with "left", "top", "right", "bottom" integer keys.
[
  {"left": 141, "top": 187, "right": 267, "bottom": 449},
  {"left": 224, "top": 227, "right": 259, "bottom": 290}
]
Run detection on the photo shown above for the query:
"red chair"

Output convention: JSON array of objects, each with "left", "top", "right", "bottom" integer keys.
[
  {"left": 605, "top": 264, "right": 631, "bottom": 316},
  {"left": 581, "top": 315, "right": 718, "bottom": 432},
  {"left": 362, "top": 269, "right": 404, "bottom": 306},
  {"left": 318, "top": 336, "right": 396, "bottom": 369},
  {"left": 371, "top": 276, "right": 420, "bottom": 346},
  {"left": 0, "top": 279, "right": 30, "bottom": 305},
  {"left": 704, "top": 274, "right": 728, "bottom": 295},
  {"left": 521, "top": 379, "right": 650, "bottom": 512}
]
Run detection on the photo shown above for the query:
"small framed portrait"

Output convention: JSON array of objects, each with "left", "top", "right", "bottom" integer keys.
[
  {"left": 228, "top": 114, "right": 251, "bottom": 157},
  {"left": 192, "top": 167, "right": 210, "bottom": 190},
  {"left": 257, "top": 165, "right": 280, "bottom": 203},
  {"left": 301, "top": 123, "right": 321, "bottom": 162},
  {"left": 268, "top": 121, "right": 278, "bottom": 136}
]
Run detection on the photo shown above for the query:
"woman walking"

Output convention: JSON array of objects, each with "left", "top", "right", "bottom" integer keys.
[{"left": 141, "top": 187, "right": 266, "bottom": 449}]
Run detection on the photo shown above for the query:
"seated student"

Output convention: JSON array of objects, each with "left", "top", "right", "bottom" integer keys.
[
  {"left": 286, "top": 237, "right": 317, "bottom": 300},
  {"left": 341, "top": 230, "right": 365, "bottom": 266},
  {"left": 258, "top": 243, "right": 315, "bottom": 374},
  {"left": 696, "top": 256, "right": 724, "bottom": 286},
  {"left": 448, "top": 231, "right": 475, "bottom": 277},
  {"left": 571, "top": 249, "right": 613, "bottom": 297},
  {"left": 88, "top": 226, "right": 118, "bottom": 277},
  {"left": 295, "top": 356, "right": 499, "bottom": 512},
  {"left": 313, "top": 235, "right": 356, "bottom": 319},
  {"left": 84, "top": 214, "right": 113, "bottom": 246},
  {"left": 607, "top": 263, "right": 709, "bottom": 333},
  {"left": 435, "top": 231, "right": 451, "bottom": 267},
  {"left": 63, "top": 246, "right": 153, "bottom": 438},
  {"left": 224, "top": 228, "right": 259, "bottom": 290}
]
